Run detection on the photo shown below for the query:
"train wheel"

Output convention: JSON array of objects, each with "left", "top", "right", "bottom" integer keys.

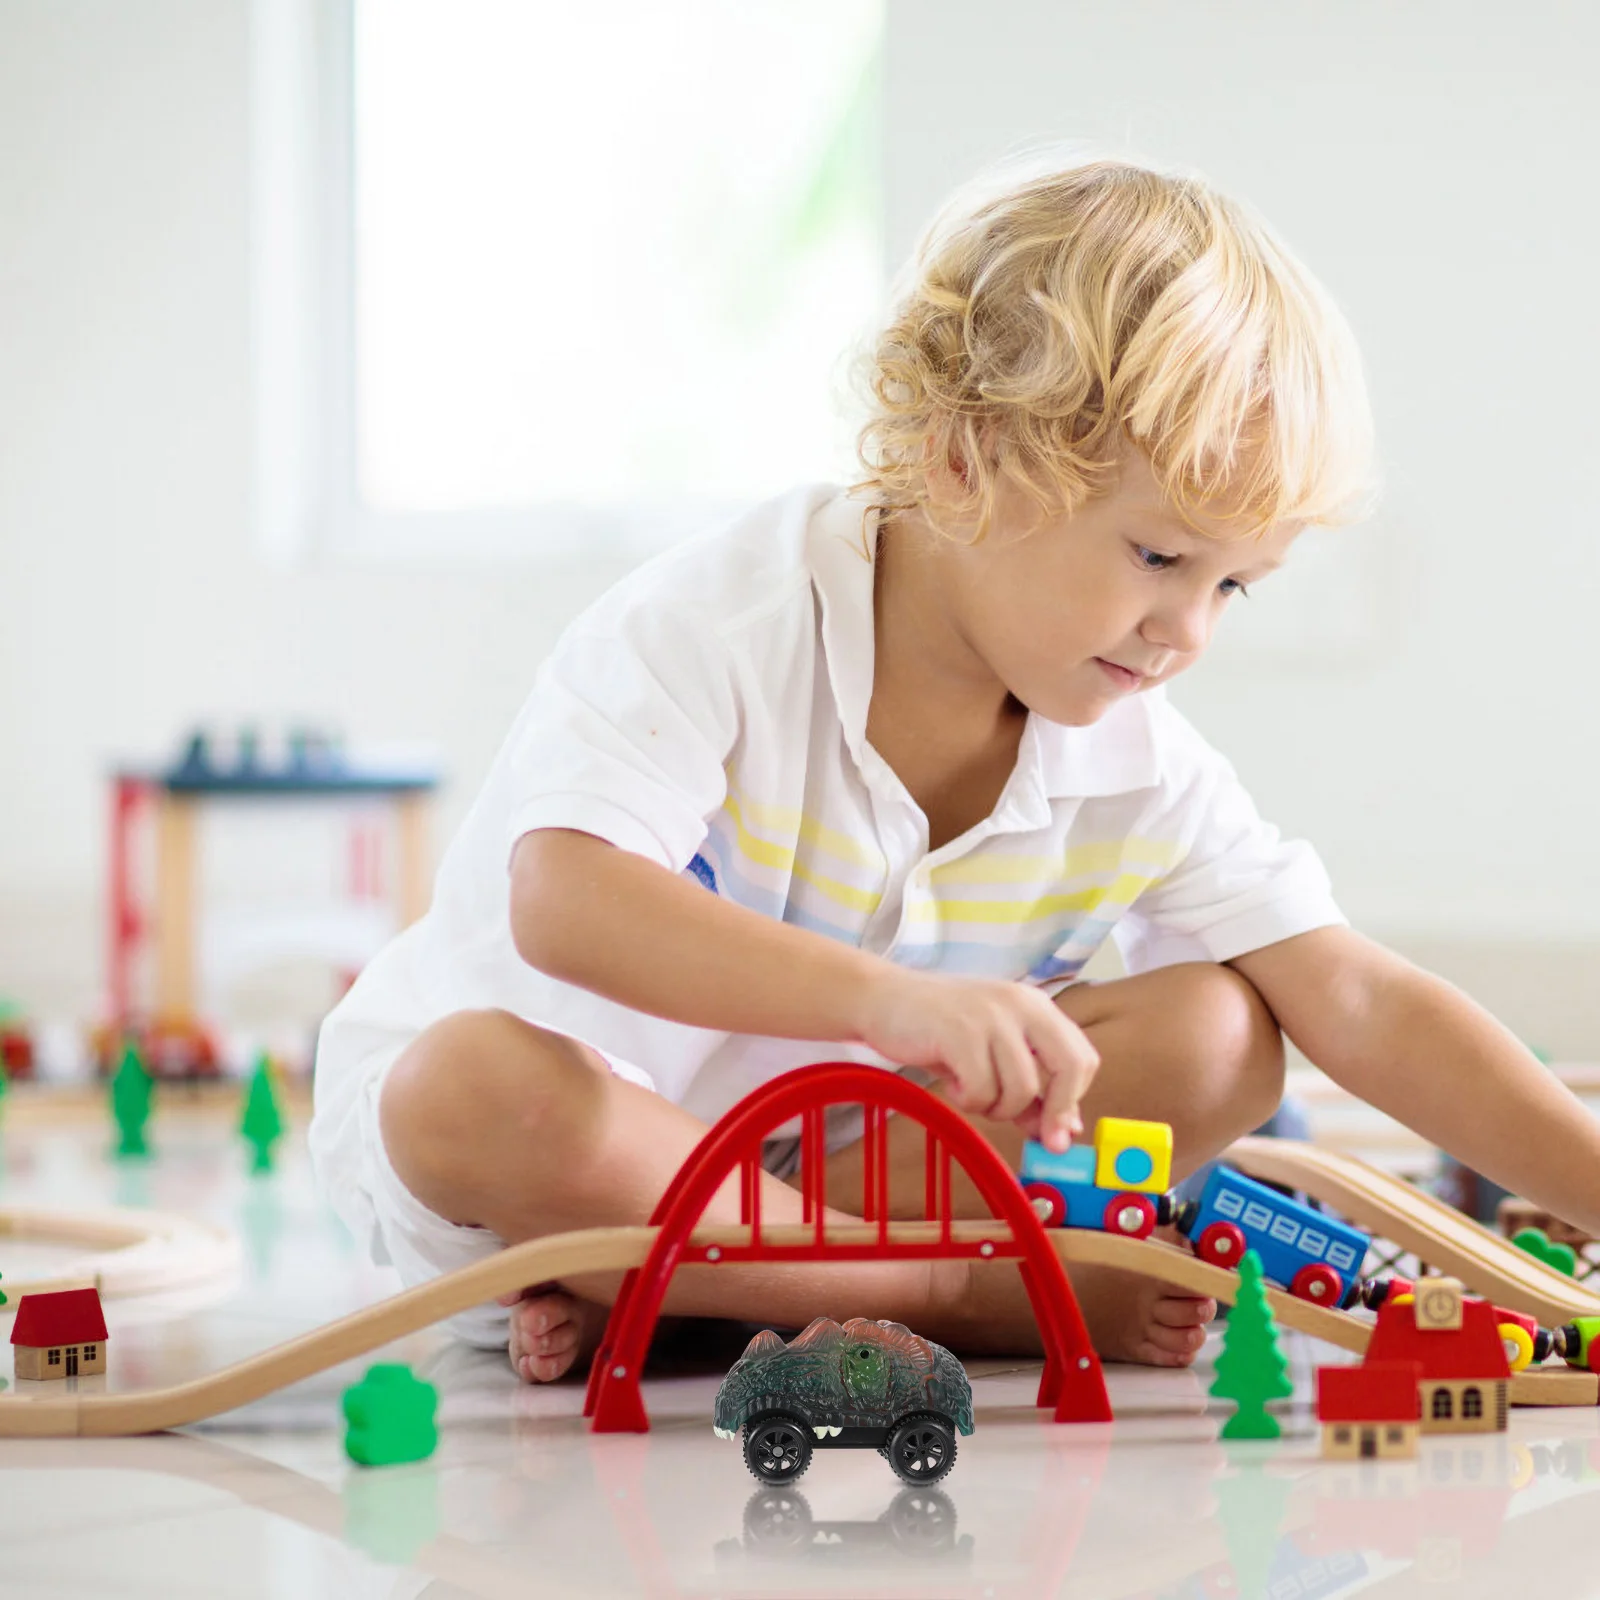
[
  {"left": 1102, "top": 1193, "right": 1157, "bottom": 1239},
  {"left": 1498, "top": 1323, "right": 1535, "bottom": 1372},
  {"left": 1289, "top": 1264, "right": 1343, "bottom": 1306},
  {"left": 1022, "top": 1182, "right": 1066, "bottom": 1228},
  {"left": 1196, "top": 1221, "right": 1247, "bottom": 1268}
]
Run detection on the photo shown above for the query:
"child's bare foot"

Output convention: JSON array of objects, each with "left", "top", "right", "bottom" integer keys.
[
  {"left": 1068, "top": 1260, "right": 1217, "bottom": 1367},
  {"left": 930, "top": 1256, "right": 1217, "bottom": 1369},
  {"left": 499, "top": 1285, "right": 611, "bottom": 1383}
]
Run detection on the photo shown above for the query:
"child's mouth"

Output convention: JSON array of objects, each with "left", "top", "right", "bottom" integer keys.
[{"left": 1094, "top": 658, "right": 1143, "bottom": 689}]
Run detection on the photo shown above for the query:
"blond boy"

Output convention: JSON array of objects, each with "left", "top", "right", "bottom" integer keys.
[{"left": 310, "top": 156, "right": 1600, "bottom": 1384}]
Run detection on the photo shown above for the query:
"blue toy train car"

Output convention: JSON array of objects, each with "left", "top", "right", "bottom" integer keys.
[
  {"left": 1175, "top": 1165, "right": 1368, "bottom": 1308},
  {"left": 1018, "top": 1116, "right": 1177, "bottom": 1239}
]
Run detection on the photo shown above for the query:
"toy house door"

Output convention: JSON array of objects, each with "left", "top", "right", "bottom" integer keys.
[{"left": 66, "top": 1347, "right": 78, "bottom": 1376}]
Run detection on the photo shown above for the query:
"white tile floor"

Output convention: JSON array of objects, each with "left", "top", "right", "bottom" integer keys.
[{"left": 0, "top": 1103, "right": 1597, "bottom": 1599}]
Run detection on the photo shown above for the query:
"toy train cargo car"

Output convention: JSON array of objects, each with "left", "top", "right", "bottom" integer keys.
[
  {"left": 1175, "top": 1165, "right": 1368, "bottom": 1308},
  {"left": 1018, "top": 1116, "right": 1176, "bottom": 1239},
  {"left": 1555, "top": 1315, "right": 1600, "bottom": 1372}
]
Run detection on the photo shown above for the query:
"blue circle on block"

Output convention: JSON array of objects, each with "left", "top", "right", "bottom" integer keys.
[{"left": 1114, "top": 1148, "right": 1154, "bottom": 1185}]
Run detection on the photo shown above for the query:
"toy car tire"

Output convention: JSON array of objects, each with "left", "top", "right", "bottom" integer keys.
[
  {"left": 883, "top": 1413, "right": 957, "bottom": 1486},
  {"left": 1103, "top": 1193, "right": 1157, "bottom": 1239},
  {"left": 743, "top": 1414, "right": 813, "bottom": 1485},
  {"left": 1022, "top": 1181, "right": 1066, "bottom": 1228},
  {"left": 1196, "top": 1220, "right": 1247, "bottom": 1268}
]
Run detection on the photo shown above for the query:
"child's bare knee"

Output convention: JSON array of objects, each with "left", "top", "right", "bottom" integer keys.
[
  {"left": 1193, "top": 965, "right": 1286, "bottom": 1127},
  {"left": 379, "top": 1009, "right": 601, "bottom": 1223}
]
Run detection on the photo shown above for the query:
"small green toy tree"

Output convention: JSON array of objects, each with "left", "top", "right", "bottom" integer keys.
[
  {"left": 240, "top": 1052, "right": 286, "bottom": 1174},
  {"left": 110, "top": 1040, "right": 154, "bottom": 1158},
  {"left": 343, "top": 1363, "right": 439, "bottom": 1466},
  {"left": 1210, "top": 1249, "right": 1293, "bottom": 1439},
  {"left": 0, "top": 1269, "right": 7, "bottom": 1308}
]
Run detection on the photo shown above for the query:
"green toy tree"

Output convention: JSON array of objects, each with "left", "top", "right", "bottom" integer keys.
[
  {"left": 110, "top": 1040, "right": 154, "bottom": 1158},
  {"left": 0, "top": 1269, "right": 7, "bottom": 1308},
  {"left": 1209, "top": 1249, "right": 1293, "bottom": 1439},
  {"left": 240, "top": 1052, "right": 286, "bottom": 1174}
]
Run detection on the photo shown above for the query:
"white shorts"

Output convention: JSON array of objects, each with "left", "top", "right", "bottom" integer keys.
[{"left": 350, "top": 1042, "right": 897, "bottom": 1351}]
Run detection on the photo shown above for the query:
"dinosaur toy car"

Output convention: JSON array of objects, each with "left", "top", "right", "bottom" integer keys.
[{"left": 713, "top": 1315, "right": 974, "bottom": 1487}]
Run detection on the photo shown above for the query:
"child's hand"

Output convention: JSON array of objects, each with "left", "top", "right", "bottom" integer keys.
[{"left": 857, "top": 971, "right": 1099, "bottom": 1152}]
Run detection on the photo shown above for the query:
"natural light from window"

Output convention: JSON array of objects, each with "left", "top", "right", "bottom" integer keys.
[{"left": 353, "top": 0, "right": 885, "bottom": 525}]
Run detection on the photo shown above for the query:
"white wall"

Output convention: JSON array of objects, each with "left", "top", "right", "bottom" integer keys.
[{"left": 1, "top": 0, "right": 1596, "bottom": 1053}]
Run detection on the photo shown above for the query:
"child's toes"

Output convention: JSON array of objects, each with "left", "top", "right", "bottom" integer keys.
[
  {"left": 1143, "top": 1315, "right": 1210, "bottom": 1365},
  {"left": 1153, "top": 1294, "right": 1217, "bottom": 1330}
]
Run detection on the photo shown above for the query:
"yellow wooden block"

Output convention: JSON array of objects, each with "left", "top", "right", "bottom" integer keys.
[{"left": 1092, "top": 1117, "right": 1174, "bottom": 1194}]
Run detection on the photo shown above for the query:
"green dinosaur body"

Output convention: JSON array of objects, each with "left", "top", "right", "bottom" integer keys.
[{"left": 713, "top": 1316, "right": 974, "bottom": 1439}]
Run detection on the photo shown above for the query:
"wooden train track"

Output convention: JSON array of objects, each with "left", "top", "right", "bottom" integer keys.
[
  {"left": 0, "top": 1205, "right": 240, "bottom": 1299},
  {"left": 0, "top": 1218, "right": 1590, "bottom": 1438},
  {"left": 1225, "top": 1137, "right": 1600, "bottom": 1326}
]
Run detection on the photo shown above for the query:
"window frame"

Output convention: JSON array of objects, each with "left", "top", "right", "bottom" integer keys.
[{"left": 251, "top": 0, "right": 880, "bottom": 572}]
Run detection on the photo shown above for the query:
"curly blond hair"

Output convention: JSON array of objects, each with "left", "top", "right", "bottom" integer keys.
[{"left": 849, "top": 150, "right": 1380, "bottom": 544}]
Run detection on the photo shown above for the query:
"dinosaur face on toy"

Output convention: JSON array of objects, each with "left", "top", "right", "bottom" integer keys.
[{"left": 841, "top": 1336, "right": 890, "bottom": 1406}]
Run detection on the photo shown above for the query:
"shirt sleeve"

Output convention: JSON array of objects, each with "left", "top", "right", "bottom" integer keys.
[
  {"left": 1111, "top": 701, "right": 1347, "bottom": 974},
  {"left": 501, "top": 601, "right": 739, "bottom": 874}
]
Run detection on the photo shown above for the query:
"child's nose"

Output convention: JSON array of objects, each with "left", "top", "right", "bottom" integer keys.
[{"left": 1144, "top": 598, "right": 1213, "bottom": 657}]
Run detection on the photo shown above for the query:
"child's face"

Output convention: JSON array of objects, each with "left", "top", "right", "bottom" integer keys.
[{"left": 926, "top": 441, "right": 1303, "bottom": 726}]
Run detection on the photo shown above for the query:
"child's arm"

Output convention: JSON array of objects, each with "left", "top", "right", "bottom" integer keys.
[
  {"left": 511, "top": 827, "right": 1098, "bottom": 1151},
  {"left": 1229, "top": 926, "right": 1600, "bottom": 1233}
]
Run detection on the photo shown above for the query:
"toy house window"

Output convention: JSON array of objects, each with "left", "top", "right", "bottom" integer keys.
[
  {"left": 263, "top": 0, "right": 887, "bottom": 566},
  {"left": 1462, "top": 1389, "right": 1483, "bottom": 1420},
  {"left": 47, "top": 1349, "right": 60, "bottom": 1366},
  {"left": 1431, "top": 1389, "right": 1453, "bottom": 1420},
  {"left": 1386, "top": 1427, "right": 1403, "bottom": 1444},
  {"left": 82, "top": 1344, "right": 96, "bottom": 1361},
  {"left": 1333, "top": 1426, "right": 1351, "bottom": 1445}
]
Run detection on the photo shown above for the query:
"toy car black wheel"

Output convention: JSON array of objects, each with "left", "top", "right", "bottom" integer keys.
[
  {"left": 884, "top": 1413, "right": 957, "bottom": 1485},
  {"left": 744, "top": 1414, "right": 813, "bottom": 1484}
]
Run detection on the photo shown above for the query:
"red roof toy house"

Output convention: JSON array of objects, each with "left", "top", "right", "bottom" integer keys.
[
  {"left": 10, "top": 1287, "right": 109, "bottom": 1380},
  {"left": 1316, "top": 1360, "right": 1423, "bottom": 1459},
  {"left": 1364, "top": 1278, "right": 1510, "bottom": 1434}
]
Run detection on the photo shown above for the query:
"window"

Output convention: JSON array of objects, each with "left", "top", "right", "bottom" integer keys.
[
  {"left": 47, "top": 1349, "right": 60, "bottom": 1366},
  {"left": 259, "top": 0, "right": 886, "bottom": 564},
  {"left": 82, "top": 1344, "right": 97, "bottom": 1361},
  {"left": 1386, "top": 1427, "right": 1403, "bottom": 1445},
  {"left": 1431, "top": 1388, "right": 1454, "bottom": 1421},
  {"left": 1333, "top": 1426, "right": 1351, "bottom": 1445},
  {"left": 1462, "top": 1388, "right": 1483, "bottom": 1420}
]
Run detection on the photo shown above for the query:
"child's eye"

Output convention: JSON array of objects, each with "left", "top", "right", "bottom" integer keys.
[{"left": 1132, "top": 545, "right": 1251, "bottom": 599}]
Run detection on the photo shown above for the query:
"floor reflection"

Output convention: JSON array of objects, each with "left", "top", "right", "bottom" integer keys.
[{"left": 715, "top": 1483, "right": 974, "bottom": 1571}]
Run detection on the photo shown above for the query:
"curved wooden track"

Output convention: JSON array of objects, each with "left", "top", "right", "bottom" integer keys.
[
  {"left": 0, "top": 1215, "right": 1589, "bottom": 1438},
  {"left": 1226, "top": 1137, "right": 1600, "bottom": 1326},
  {"left": 0, "top": 1205, "right": 240, "bottom": 1298}
]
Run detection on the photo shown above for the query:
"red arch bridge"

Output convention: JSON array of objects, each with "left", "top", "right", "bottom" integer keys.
[{"left": 584, "top": 1061, "right": 1111, "bottom": 1430}]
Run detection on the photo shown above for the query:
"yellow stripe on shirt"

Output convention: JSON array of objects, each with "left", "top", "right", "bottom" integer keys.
[{"left": 908, "top": 872, "right": 1159, "bottom": 924}]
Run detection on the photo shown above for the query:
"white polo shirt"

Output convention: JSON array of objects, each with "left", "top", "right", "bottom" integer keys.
[{"left": 310, "top": 482, "right": 1346, "bottom": 1238}]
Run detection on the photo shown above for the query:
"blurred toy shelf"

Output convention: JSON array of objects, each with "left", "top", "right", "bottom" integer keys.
[{"left": 99, "top": 726, "right": 441, "bottom": 1078}]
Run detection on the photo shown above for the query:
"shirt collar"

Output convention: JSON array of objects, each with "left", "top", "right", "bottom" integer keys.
[{"left": 807, "top": 488, "right": 1165, "bottom": 804}]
